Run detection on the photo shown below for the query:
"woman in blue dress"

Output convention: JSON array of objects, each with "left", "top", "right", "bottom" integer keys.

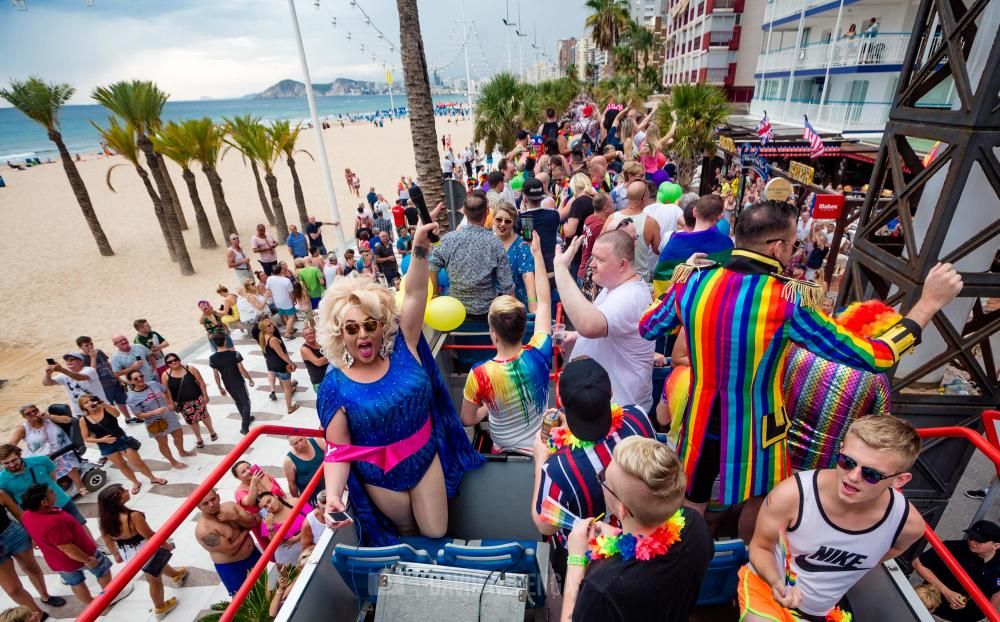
[
  {"left": 492, "top": 202, "right": 537, "bottom": 312},
  {"left": 316, "top": 208, "right": 483, "bottom": 545}
]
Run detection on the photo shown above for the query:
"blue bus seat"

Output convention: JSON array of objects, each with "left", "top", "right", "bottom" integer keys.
[
  {"left": 436, "top": 539, "right": 546, "bottom": 607},
  {"left": 696, "top": 539, "right": 749, "bottom": 606},
  {"left": 331, "top": 543, "right": 434, "bottom": 604}
]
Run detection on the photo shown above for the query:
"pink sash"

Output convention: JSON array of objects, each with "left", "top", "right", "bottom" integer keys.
[{"left": 324, "top": 417, "right": 432, "bottom": 472}]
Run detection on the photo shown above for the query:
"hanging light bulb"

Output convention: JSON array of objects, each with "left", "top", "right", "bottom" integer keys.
[
  {"left": 360, "top": 43, "right": 365, "bottom": 52},
  {"left": 330, "top": 17, "right": 336, "bottom": 27},
  {"left": 346, "top": 32, "right": 352, "bottom": 40}
]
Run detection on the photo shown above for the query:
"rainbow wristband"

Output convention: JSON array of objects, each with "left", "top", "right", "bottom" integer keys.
[{"left": 567, "top": 554, "right": 589, "bottom": 568}]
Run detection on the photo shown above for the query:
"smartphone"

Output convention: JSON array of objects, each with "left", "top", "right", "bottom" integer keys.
[
  {"left": 46, "top": 358, "right": 56, "bottom": 365},
  {"left": 521, "top": 216, "right": 534, "bottom": 243},
  {"left": 407, "top": 183, "right": 439, "bottom": 243},
  {"left": 248, "top": 464, "right": 261, "bottom": 476},
  {"left": 328, "top": 511, "right": 351, "bottom": 523},
  {"left": 135, "top": 356, "right": 142, "bottom": 362}
]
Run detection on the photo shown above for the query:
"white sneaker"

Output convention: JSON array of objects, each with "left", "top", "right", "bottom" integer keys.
[{"left": 101, "top": 582, "right": 134, "bottom": 606}]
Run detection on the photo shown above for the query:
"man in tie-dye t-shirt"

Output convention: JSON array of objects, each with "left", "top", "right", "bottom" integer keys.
[{"left": 461, "top": 236, "right": 552, "bottom": 454}]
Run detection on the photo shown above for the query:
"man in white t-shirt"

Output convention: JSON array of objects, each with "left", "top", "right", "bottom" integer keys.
[
  {"left": 42, "top": 352, "right": 108, "bottom": 417},
  {"left": 266, "top": 272, "right": 296, "bottom": 338},
  {"left": 554, "top": 229, "right": 654, "bottom": 412},
  {"left": 643, "top": 194, "right": 684, "bottom": 254}
]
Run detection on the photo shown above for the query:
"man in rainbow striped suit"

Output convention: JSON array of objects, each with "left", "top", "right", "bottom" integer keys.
[{"left": 638, "top": 199, "right": 962, "bottom": 524}]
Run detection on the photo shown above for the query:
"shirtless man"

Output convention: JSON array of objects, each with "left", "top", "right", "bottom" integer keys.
[{"left": 196, "top": 489, "right": 262, "bottom": 596}]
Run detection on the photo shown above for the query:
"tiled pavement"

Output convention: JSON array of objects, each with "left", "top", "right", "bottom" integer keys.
[{"left": 0, "top": 328, "right": 322, "bottom": 620}]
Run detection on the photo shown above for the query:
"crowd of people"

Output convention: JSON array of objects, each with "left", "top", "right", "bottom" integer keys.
[{"left": 1, "top": 90, "right": 990, "bottom": 622}]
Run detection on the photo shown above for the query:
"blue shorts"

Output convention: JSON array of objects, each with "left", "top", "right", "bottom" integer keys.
[
  {"left": 98, "top": 436, "right": 130, "bottom": 457},
  {"left": 276, "top": 307, "right": 296, "bottom": 317},
  {"left": 59, "top": 550, "right": 112, "bottom": 587},
  {"left": 216, "top": 548, "right": 262, "bottom": 595},
  {"left": 0, "top": 521, "right": 32, "bottom": 564},
  {"left": 273, "top": 370, "right": 292, "bottom": 381},
  {"left": 103, "top": 382, "right": 128, "bottom": 405},
  {"left": 309, "top": 297, "right": 321, "bottom": 309}
]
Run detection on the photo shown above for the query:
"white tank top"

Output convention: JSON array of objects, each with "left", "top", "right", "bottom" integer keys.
[
  {"left": 778, "top": 470, "right": 909, "bottom": 616},
  {"left": 608, "top": 211, "right": 654, "bottom": 280}
]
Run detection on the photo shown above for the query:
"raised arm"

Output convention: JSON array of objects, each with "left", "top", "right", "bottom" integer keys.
[
  {"left": 399, "top": 203, "right": 443, "bottom": 348},
  {"left": 530, "top": 235, "right": 551, "bottom": 335},
  {"left": 553, "top": 237, "right": 608, "bottom": 338}
]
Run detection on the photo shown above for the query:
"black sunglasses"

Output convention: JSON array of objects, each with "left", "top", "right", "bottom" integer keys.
[
  {"left": 597, "top": 468, "right": 630, "bottom": 516},
  {"left": 835, "top": 452, "right": 904, "bottom": 485},
  {"left": 165, "top": 358, "right": 180, "bottom": 364},
  {"left": 765, "top": 238, "right": 803, "bottom": 253},
  {"left": 343, "top": 319, "right": 379, "bottom": 336}
]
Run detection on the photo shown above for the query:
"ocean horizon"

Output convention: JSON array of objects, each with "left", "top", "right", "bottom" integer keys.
[{"left": 0, "top": 93, "right": 464, "bottom": 161}]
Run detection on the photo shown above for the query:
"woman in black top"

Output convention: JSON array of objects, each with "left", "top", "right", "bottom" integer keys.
[
  {"left": 79, "top": 396, "right": 164, "bottom": 493},
  {"left": 160, "top": 353, "right": 217, "bottom": 448},
  {"left": 258, "top": 318, "right": 300, "bottom": 414},
  {"left": 98, "top": 484, "right": 187, "bottom": 616},
  {"left": 299, "top": 327, "right": 329, "bottom": 391}
]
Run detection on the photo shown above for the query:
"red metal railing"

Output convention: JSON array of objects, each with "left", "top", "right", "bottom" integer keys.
[
  {"left": 78, "top": 424, "right": 325, "bottom": 622},
  {"left": 916, "top": 423, "right": 1000, "bottom": 622}
]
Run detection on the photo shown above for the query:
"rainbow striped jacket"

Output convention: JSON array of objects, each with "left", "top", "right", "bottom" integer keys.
[{"left": 638, "top": 249, "right": 919, "bottom": 504}]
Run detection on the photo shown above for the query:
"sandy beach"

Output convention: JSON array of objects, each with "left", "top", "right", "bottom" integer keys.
[{"left": 0, "top": 115, "right": 474, "bottom": 434}]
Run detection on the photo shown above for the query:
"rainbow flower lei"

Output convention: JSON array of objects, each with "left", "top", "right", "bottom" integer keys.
[
  {"left": 548, "top": 404, "right": 624, "bottom": 453},
  {"left": 587, "top": 509, "right": 686, "bottom": 562},
  {"left": 825, "top": 607, "right": 852, "bottom": 622}
]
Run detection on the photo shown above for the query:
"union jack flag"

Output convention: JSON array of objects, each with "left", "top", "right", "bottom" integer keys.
[
  {"left": 757, "top": 111, "right": 773, "bottom": 144},
  {"left": 803, "top": 116, "right": 825, "bottom": 158}
]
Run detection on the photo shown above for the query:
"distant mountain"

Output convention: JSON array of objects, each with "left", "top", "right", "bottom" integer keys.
[{"left": 253, "top": 78, "right": 398, "bottom": 99}]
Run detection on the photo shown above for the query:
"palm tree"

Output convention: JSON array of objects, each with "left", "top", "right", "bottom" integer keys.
[
  {"left": 158, "top": 152, "right": 189, "bottom": 231},
  {"left": 186, "top": 117, "right": 238, "bottom": 237},
  {"left": 396, "top": 0, "right": 446, "bottom": 224},
  {"left": 93, "top": 80, "right": 195, "bottom": 275},
  {"left": 628, "top": 22, "right": 656, "bottom": 70},
  {"left": 152, "top": 121, "right": 217, "bottom": 249},
  {"left": 585, "top": 0, "right": 632, "bottom": 73},
  {"left": 197, "top": 572, "right": 275, "bottom": 622},
  {"left": 659, "top": 83, "right": 729, "bottom": 191},
  {"left": 0, "top": 77, "right": 114, "bottom": 256},
  {"left": 226, "top": 114, "right": 275, "bottom": 226},
  {"left": 474, "top": 72, "right": 541, "bottom": 156},
  {"left": 228, "top": 122, "right": 289, "bottom": 243},
  {"left": 94, "top": 116, "right": 175, "bottom": 259},
  {"left": 533, "top": 78, "right": 580, "bottom": 119},
  {"left": 270, "top": 120, "right": 313, "bottom": 232}
]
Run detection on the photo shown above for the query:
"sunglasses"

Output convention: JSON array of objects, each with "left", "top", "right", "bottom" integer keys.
[
  {"left": 343, "top": 318, "right": 380, "bottom": 335},
  {"left": 835, "top": 452, "right": 904, "bottom": 485},
  {"left": 494, "top": 218, "right": 513, "bottom": 224},
  {"left": 597, "top": 468, "right": 630, "bottom": 516},
  {"left": 766, "top": 238, "right": 803, "bottom": 253},
  {"left": 166, "top": 359, "right": 180, "bottom": 364}
]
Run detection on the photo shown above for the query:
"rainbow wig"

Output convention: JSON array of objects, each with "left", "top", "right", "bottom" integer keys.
[{"left": 835, "top": 300, "right": 901, "bottom": 339}]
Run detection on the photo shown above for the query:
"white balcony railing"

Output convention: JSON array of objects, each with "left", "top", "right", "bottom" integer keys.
[
  {"left": 748, "top": 96, "right": 894, "bottom": 134},
  {"left": 713, "top": 0, "right": 737, "bottom": 9},
  {"left": 709, "top": 30, "right": 734, "bottom": 46},
  {"left": 705, "top": 67, "right": 729, "bottom": 83},
  {"left": 766, "top": 0, "right": 830, "bottom": 24},
  {"left": 756, "top": 33, "right": 912, "bottom": 75}
]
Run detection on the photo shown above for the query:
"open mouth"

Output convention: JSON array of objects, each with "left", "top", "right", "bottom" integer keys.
[
  {"left": 356, "top": 341, "right": 374, "bottom": 359},
  {"left": 841, "top": 480, "right": 861, "bottom": 496}
]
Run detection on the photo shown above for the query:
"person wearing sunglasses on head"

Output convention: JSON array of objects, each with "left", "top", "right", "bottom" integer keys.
[
  {"left": 740, "top": 415, "right": 926, "bottom": 622},
  {"left": 316, "top": 203, "right": 484, "bottom": 545}
]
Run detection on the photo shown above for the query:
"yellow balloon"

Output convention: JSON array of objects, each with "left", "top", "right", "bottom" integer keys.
[{"left": 424, "top": 296, "right": 467, "bottom": 332}]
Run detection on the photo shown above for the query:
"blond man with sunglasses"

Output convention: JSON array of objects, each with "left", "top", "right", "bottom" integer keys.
[{"left": 740, "top": 415, "right": 926, "bottom": 622}]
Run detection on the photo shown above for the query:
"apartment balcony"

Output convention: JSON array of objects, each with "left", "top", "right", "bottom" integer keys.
[
  {"left": 755, "top": 33, "right": 911, "bottom": 76},
  {"left": 765, "top": 0, "right": 833, "bottom": 25},
  {"left": 749, "top": 96, "right": 892, "bottom": 134},
  {"left": 705, "top": 67, "right": 730, "bottom": 83},
  {"left": 713, "top": 0, "right": 738, "bottom": 9}
]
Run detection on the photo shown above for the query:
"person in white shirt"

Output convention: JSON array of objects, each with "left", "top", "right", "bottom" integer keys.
[
  {"left": 643, "top": 183, "right": 684, "bottom": 254},
  {"left": 323, "top": 253, "right": 342, "bottom": 287},
  {"left": 374, "top": 195, "right": 391, "bottom": 220},
  {"left": 42, "top": 353, "right": 108, "bottom": 417},
  {"left": 266, "top": 272, "right": 297, "bottom": 338},
  {"left": 554, "top": 229, "right": 655, "bottom": 412}
]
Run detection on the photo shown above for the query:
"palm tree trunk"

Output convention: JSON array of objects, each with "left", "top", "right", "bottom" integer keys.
[
  {"left": 181, "top": 167, "right": 217, "bottom": 249},
  {"left": 135, "top": 164, "right": 177, "bottom": 260},
  {"left": 202, "top": 163, "right": 238, "bottom": 237},
  {"left": 286, "top": 156, "right": 309, "bottom": 232},
  {"left": 264, "top": 171, "right": 289, "bottom": 244},
  {"left": 139, "top": 133, "right": 195, "bottom": 275},
  {"left": 251, "top": 160, "right": 275, "bottom": 225},
  {"left": 50, "top": 130, "right": 114, "bottom": 256},
  {"left": 157, "top": 154, "right": 189, "bottom": 231},
  {"left": 396, "top": 0, "right": 447, "bottom": 230}
]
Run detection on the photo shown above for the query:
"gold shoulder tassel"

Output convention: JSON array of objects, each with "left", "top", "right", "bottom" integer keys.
[
  {"left": 672, "top": 263, "right": 694, "bottom": 285},
  {"left": 780, "top": 279, "right": 823, "bottom": 311}
]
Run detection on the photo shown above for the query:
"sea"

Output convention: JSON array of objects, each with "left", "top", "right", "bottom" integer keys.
[{"left": 0, "top": 94, "right": 464, "bottom": 162}]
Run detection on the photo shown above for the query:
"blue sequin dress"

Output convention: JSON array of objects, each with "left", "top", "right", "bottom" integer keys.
[{"left": 317, "top": 331, "right": 484, "bottom": 545}]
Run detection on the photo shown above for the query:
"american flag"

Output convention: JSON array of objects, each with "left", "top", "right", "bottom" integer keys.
[
  {"left": 757, "top": 111, "right": 773, "bottom": 144},
  {"left": 803, "top": 116, "right": 825, "bottom": 158}
]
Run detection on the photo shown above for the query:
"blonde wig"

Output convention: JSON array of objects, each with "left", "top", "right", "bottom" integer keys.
[{"left": 316, "top": 276, "right": 399, "bottom": 368}]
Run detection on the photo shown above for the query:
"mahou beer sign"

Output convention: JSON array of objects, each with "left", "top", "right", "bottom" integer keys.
[{"left": 812, "top": 194, "right": 845, "bottom": 219}]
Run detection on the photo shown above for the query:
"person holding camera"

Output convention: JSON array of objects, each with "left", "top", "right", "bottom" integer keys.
[{"left": 79, "top": 396, "right": 164, "bottom": 494}]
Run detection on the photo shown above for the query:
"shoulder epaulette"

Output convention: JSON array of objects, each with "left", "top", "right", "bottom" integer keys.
[
  {"left": 772, "top": 273, "right": 824, "bottom": 311},
  {"left": 671, "top": 261, "right": 719, "bottom": 285}
]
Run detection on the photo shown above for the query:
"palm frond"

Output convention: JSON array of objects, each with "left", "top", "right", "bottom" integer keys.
[
  {"left": 151, "top": 121, "right": 198, "bottom": 169},
  {"left": 105, "top": 162, "right": 130, "bottom": 193},
  {"left": 473, "top": 72, "right": 541, "bottom": 154},
  {"left": 91, "top": 116, "right": 141, "bottom": 165},
  {"left": 92, "top": 80, "right": 169, "bottom": 136},
  {"left": 0, "top": 75, "right": 75, "bottom": 132}
]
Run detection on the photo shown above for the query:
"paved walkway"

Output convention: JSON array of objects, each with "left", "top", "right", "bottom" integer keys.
[{"left": 0, "top": 328, "right": 321, "bottom": 621}]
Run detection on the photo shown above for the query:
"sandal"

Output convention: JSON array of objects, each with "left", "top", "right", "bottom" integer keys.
[
  {"left": 151, "top": 477, "right": 168, "bottom": 485},
  {"left": 40, "top": 595, "right": 66, "bottom": 607},
  {"left": 209, "top": 433, "right": 218, "bottom": 441},
  {"left": 154, "top": 596, "right": 178, "bottom": 618},
  {"left": 195, "top": 441, "right": 205, "bottom": 449},
  {"left": 131, "top": 482, "right": 142, "bottom": 495},
  {"left": 287, "top": 403, "right": 300, "bottom": 414},
  {"left": 169, "top": 566, "right": 188, "bottom": 588}
]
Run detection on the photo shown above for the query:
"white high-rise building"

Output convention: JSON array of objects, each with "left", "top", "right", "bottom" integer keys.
[
  {"left": 527, "top": 61, "right": 561, "bottom": 84},
  {"left": 748, "top": 0, "right": 954, "bottom": 135},
  {"left": 575, "top": 34, "right": 608, "bottom": 81},
  {"left": 629, "top": 0, "right": 668, "bottom": 26}
]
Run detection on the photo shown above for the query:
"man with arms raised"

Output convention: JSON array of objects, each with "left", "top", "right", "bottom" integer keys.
[
  {"left": 196, "top": 488, "right": 262, "bottom": 596},
  {"left": 741, "top": 416, "right": 927, "bottom": 621}
]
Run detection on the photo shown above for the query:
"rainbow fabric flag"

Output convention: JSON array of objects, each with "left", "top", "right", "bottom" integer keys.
[{"left": 539, "top": 497, "right": 582, "bottom": 531}]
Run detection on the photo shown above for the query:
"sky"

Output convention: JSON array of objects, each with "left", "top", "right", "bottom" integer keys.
[{"left": 0, "top": 0, "right": 589, "bottom": 104}]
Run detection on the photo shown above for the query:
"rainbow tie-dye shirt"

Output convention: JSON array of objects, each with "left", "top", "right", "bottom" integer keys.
[{"left": 463, "top": 332, "right": 553, "bottom": 453}]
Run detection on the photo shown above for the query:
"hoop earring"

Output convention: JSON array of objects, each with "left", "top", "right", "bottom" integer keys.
[
  {"left": 342, "top": 351, "right": 355, "bottom": 368},
  {"left": 379, "top": 341, "right": 389, "bottom": 359}
]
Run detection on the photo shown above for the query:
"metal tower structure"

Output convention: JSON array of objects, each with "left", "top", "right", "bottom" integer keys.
[{"left": 838, "top": 0, "right": 1000, "bottom": 531}]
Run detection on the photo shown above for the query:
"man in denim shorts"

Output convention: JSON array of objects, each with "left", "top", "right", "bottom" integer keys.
[{"left": 20, "top": 484, "right": 133, "bottom": 606}]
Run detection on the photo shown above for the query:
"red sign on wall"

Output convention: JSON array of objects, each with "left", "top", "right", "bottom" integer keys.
[{"left": 812, "top": 194, "right": 845, "bottom": 219}]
